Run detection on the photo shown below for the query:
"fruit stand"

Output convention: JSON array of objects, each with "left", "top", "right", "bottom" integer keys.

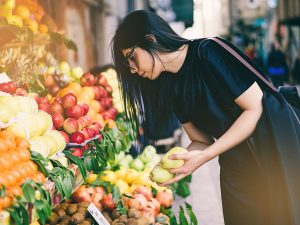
[{"left": 0, "top": 1, "right": 197, "bottom": 225}]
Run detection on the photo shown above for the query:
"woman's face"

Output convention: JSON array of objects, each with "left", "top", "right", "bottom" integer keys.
[{"left": 122, "top": 47, "right": 164, "bottom": 80}]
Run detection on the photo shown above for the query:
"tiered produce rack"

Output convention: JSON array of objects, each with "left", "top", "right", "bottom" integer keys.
[{"left": 0, "top": 1, "right": 197, "bottom": 225}]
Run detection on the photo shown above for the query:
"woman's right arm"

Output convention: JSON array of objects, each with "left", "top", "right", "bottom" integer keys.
[{"left": 182, "top": 122, "right": 214, "bottom": 151}]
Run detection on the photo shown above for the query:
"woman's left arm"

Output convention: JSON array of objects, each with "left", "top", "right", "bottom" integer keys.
[{"left": 161, "top": 82, "right": 263, "bottom": 186}]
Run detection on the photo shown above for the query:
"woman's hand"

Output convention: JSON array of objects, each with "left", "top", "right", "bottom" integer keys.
[{"left": 160, "top": 150, "right": 213, "bottom": 186}]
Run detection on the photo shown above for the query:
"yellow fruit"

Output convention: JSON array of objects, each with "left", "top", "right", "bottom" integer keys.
[
  {"left": 6, "top": 14, "right": 23, "bottom": 27},
  {"left": 23, "top": 18, "right": 38, "bottom": 32},
  {"left": 38, "top": 23, "right": 48, "bottom": 33},
  {"left": 150, "top": 166, "right": 174, "bottom": 183},
  {"left": 115, "top": 167, "right": 127, "bottom": 179},
  {"left": 128, "top": 184, "right": 137, "bottom": 193},
  {"left": 15, "top": 5, "right": 30, "bottom": 19},
  {"left": 100, "top": 171, "right": 116, "bottom": 184},
  {"left": 90, "top": 100, "right": 101, "bottom": 113},
  {"left": 6, "top": 123, "right": 27, "bottom": 138},
  {"left": 161, "top": 147, "right": 188, "bottom": 169},
  {"left": 87, "top": 174, "right": 97, "bottom": 184},
  {"left": 0, "top": 5, "right": 12, "bottom": 17},
  {"left": 82, "top": 87, "right": 95, "bottom": 101},
  {"left": 124, "top": 169, "right": 140, "bottom": 184},
  {"left": 115, "top": 179, "right": 129, "bottom": 194}
]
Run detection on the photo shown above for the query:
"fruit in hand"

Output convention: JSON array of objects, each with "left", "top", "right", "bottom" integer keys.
[
  {"left": 150, "top": 165, "right": 174, "bottom": 183},
  {"left": 161, "top": 147, "right": 188, "bottom": 169}
]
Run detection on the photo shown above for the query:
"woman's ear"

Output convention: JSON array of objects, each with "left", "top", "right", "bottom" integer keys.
[{"left": 145, "top": 34, "right": 157, "bottom": 43}]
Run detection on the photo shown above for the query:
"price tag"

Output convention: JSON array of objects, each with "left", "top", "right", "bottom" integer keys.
[{"left": 87, "top": 203, "right": 110, "bottom": 225}]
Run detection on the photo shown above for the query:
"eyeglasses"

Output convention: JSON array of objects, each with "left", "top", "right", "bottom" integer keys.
[{"left": 123, "top": 45, "right": 138, "bottom": 71}]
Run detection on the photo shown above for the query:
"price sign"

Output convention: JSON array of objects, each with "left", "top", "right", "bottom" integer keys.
[{"left": 87, "top": 203, "right": 110, "bottom": 225}]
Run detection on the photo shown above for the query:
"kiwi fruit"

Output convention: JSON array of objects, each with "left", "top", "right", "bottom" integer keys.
[
  {"left": 78, "top": 201, "right": 90, "bottom": 208},
  {"left": 77, "top": 207, "right": 88, "bottom": 217},
  {"left": 47, "top": 212, "right": 59, "bottom": 225},
  {"left": 67, "top": 204, "right": 78, "bottom": 216},
  {"left": 57, "top": 209, "right": 66, "bottom": 220},
  {"left": 127, "top": 218, "right": 138, "bottom": 225},
  {"left": 119, "top": 214, "right": 128, "bottom": 223},
  {"left": 128, "top": 209, "right": 141, "bottom": 219},
  {"left": 111, "top": 210, "right": 121, "bottom": 220},
  {"left": 59, "top": 215, "right": 71, "bottom": 225},
  {"left": 71, "top": 213, "right": 85, "bottom": 224},
  {"left": 136, "top": 217, "right": 150, "bottom": 225},
  {"left": 60, "top": 203, "right": 69, "bottom": 211}
]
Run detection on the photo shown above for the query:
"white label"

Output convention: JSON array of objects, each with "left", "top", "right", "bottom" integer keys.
[{"left": 87, "top": 203, "right": 110, "bottom": 225}]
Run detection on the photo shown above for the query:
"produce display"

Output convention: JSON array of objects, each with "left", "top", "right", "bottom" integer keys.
[{"left": 0, "top": 1, "right": 198, "bottom": 224}]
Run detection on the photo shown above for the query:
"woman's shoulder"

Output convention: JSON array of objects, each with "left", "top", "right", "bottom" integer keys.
[{"left": 190, "top": 37, "right": 224, "bottom": 58}]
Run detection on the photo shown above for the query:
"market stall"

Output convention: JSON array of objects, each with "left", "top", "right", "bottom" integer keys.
[{"left": 0, "top": 1, "right": 197, "bottom": 224}]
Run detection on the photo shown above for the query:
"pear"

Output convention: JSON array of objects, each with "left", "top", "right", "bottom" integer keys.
[
  {"left": 161, "top": 147, "right": 188, "bottom": 169},
  {"left": 150, "top": 165, "right": 174, "bottom": 183}
]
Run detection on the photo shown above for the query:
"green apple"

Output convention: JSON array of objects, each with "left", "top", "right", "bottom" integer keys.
[
  {"left": 58, "top": 61, "right": 70, "bottom": 74},
  {"left": 144, "top": 145, "right": 156, "bottom": 155},
  {"left": 150, "top": 165, "right": 174, "bottom": 183},
  {"left": 124, "top": 154, "right": 133, "bottom": 163},
  {"left": 116, "top": 151, "right": 125, "bottom": 163},
  {"left": 161, "top": 147, "right": 188, "bottom": 169},
  {"left": 70, "top": 66, "right": 84, "bottom": 79},
  {"left": 130, "top": 158, "right": 144, "bottom": 171}
]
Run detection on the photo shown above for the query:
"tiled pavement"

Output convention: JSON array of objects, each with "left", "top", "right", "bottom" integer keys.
[{"left": 172, "top": 130, "right": 225, "bottom": 225}]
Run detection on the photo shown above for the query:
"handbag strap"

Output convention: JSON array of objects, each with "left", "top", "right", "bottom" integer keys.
[{"left": 208, "top": 37, "right": 278, "bottom": 92}]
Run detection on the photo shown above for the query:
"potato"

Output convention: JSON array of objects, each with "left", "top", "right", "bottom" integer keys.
[
  {"left": 78, "top": 201, "right": 90, "bottom": 208},
  {"left": 127, "top": 218, "right": 138, "bottom": 225},
  {"left": 67, "top": 204, "right": 78, "bottom": 216},
  {"left": 47, "top": 212, "right": 59, "bottom": 225},
  {"left": 57, "top": 209, "right": 66, "bottom": 220},
  {"left": 71, "top": 213, "right": 85, "bottom": 224},
  {"left": 128, "top": 208, "right": 141, "bottom": 219},
  {"left": 111, "top": 210, "right": 121, "bottom": 220}
]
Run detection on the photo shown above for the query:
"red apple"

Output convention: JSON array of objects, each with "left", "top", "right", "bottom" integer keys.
[
  {"left": 105, "top": 85, "right": 113, "bottom": 94},
  {"left": 38, "top": 103, "right": 50, "bottom": 113},
  {"left": 98, "top": 86, "right": 108, "bottom": 98},
  {"left": 70, "top": 132, "right": 85, "bottom": 144},
  {"left": 80, "top": 73, "right": 96, "bottom": 86},
  {"left": 134, "top": 186, "right": 153, "bottom": 201},
  {"left": 80, "top": 128, "right": 93, "bottom": 140},
  {"left": 101, "top": 194, "right": 116, "bottom": 211},
  {"left": 93, "top": 86, "right": 101, "bottom": 100},
  {"left": 91, "top": 122, "right": 101, "bottom": 132},
  {"left": 81, "top": 144, "right": 89, "bottom": 152},
  {"left": 50, "top": 101, "right": 64, "bottom": 115},
  {"left": 43, "top": 74, "right": 55, "bottom": 87},
  {"left": 102, "top": 112, "right": 112, "bottom": 120},
  {"left": 63, "top": 118, "right": 79, "bottom": 134},
  {"left": 27, "top": 92, "right": 39, "bottom": 103},
  {"left": 52, "top": 113, "right": 64, "bottom": 129},
  {"left": 53, "top": 97, "right": 62, "bottom": 104},
  {"left": 79, "top": 103, "right": 89, "bottom": 116},
  {"left": 15, "top": 87, "right": 27, "bottom": 96},
  {"left": 97, "top": 75, "right": 108, "bottom": 87},
  {"left": 77, "top": 118, "right": 85, "bottom": 130},
  {"left": 87, "top": 127, "right": 97, "bottom": 137},
  {"left": 62, "top": 93, "right": 77, "bottom": 109},
  {"left": 59, "top": 131, "right": 70, "bottom": 143},
  {"left": 83, "top": 115, "right": 92, "bottom": 126},
  {"left": 65, "top": 105, "right": 84, "bottom": 119},
  {"left": 38, "top": 97, "right": 49, "bottom": 104},
  {"left": 70, "top": 147, "right": 82, "bottom": 157},
  {"left": 49, "top": 84, "right": 60, "bottom": 96},
  {"left": 0, "top": 81, "right": 16, "bottom": 94}
]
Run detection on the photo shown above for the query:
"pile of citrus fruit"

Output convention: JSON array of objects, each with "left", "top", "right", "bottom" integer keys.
[{"left": 0, "top": 130, "right": 45, "bottom": 211}]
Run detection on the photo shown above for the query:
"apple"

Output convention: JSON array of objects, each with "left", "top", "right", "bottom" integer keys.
[
  {"left": 128, "top": 194, "right": 148, "bottom": 210},
  {"left": 50, "top": 101, "right": 64, "bottom": 115},
  {"left": 70, "top": 147, "right": 82, "bottom": 157},
  {"left": 80, "top": 127, "right": 93, "bottom": 139},
  {"left": 77, "top": 118, "right": 85, "bottom": 130},
  {"left": 15, "top": 87, "right": 27, "bottom": 96},
  {"left": 38, "top": 97, "right": 49, "bottom": 104},
  {"left": 58, "top": 61, "right": 70, "bottom": 74},
  {"left": 65, "top": 105, "right": 83, "bottom": 119},
  {"left": 63, "top": 118, "right": 79, "bottom": 134},
  {"left": 81, "top": 144, "right": 89, "bottom": 152},
  {"left": 43, "top": 74, "right": 55, "bottom": 87},
  {"left": 93, "top": 86, "right": 101, "bottom": 100},
  {"left": 161, "top": 147, "right": 188, "bottom": 169},
  {"left": 49, "top": 84, "right": 60, "bottom": 96},
  {"left": 70, "top": 132, "right": 85, "bottom": 144},
  {"left": 0, "top": 81, "right": 16, "bottom": 94},
  {"left": 134, "top": 186, "right": 153, "bottom": 201},
  {"left": 38, "top": 103, "right": 50, "bottom": 114},
  {"left": 83, "top": 115, "right": 92, "bottom": 126},
  {"left": 61, "top": 93, "right": 77, "bottom": 109},
  {"left": 156, "top": 190, "right": 174, "bottom": 208},
  {"left": 52, "top": 113, "right": 64, "bottom": 129},
  {"left": 79, "top": 103, "right": 89, "bottom": 115},
  {"left": 139, "top": 145, "right": 157, "bottom": 163},
  {"left": 130, "top": 158, "right": 144, "bottom": 171},
  {"left": 59, "top": 131, "right": 70, "bottom": 143},
  {"left": 97, "top": 75, "right": 108, "bottom": 87},
  {"left": 101, "top": 194, "right": 116, "bottom": 211},
  {"left": 73, "top": 185, "right": 92, "bottom": 202},
  {"left": 150, "top": 165, "right": 174, "bottom": 183},
  {"left": 89, "top": 122, "right": 101, "bottom": 134},
  {"left": 53, "top": 97, "right": 62, "bottom": 104},
  {"left": 70, "top": 66, "right": 84, "bottom": 79},
  {"left": 80, "top": 73, "right": 96, "bottom": 86},
  {"left": 106, "top": 85, "right": 113, "bottom": 94}
]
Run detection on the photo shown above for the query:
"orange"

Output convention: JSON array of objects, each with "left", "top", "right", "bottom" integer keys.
[
  {"left": 66, "top": 82, "right": 82, "bottom": 94},
  {"left": 23, "top": 18, "right": 38, "bottom": 32},
  {"left": 0, "top": 138, "right": 8, "bottom": 153},
  {"left": 57, "top": 87, "right": 77, "bottom": 98},
  {"left": 14, "top": 5, "right": 30, "bottom": 19},
  {"left": 38, "top": 23, "right": 48, "bottom": 33}
]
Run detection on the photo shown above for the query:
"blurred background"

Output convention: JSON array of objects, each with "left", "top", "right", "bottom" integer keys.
[{"left": 35, "top": 0, "right": 300, "bottom": 87}]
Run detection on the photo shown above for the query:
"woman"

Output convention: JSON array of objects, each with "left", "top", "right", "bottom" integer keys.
[{"left": 112, "top": 10, "right": 300, "bottom": 225}]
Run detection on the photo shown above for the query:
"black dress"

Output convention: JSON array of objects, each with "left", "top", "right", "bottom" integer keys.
[{"left": 174, "top": 38, "right": 300, "bottom": 225}]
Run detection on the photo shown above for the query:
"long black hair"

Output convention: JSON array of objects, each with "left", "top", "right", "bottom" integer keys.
[{"left": 111, "top": 10, "right": 190, "bottom": 142}]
